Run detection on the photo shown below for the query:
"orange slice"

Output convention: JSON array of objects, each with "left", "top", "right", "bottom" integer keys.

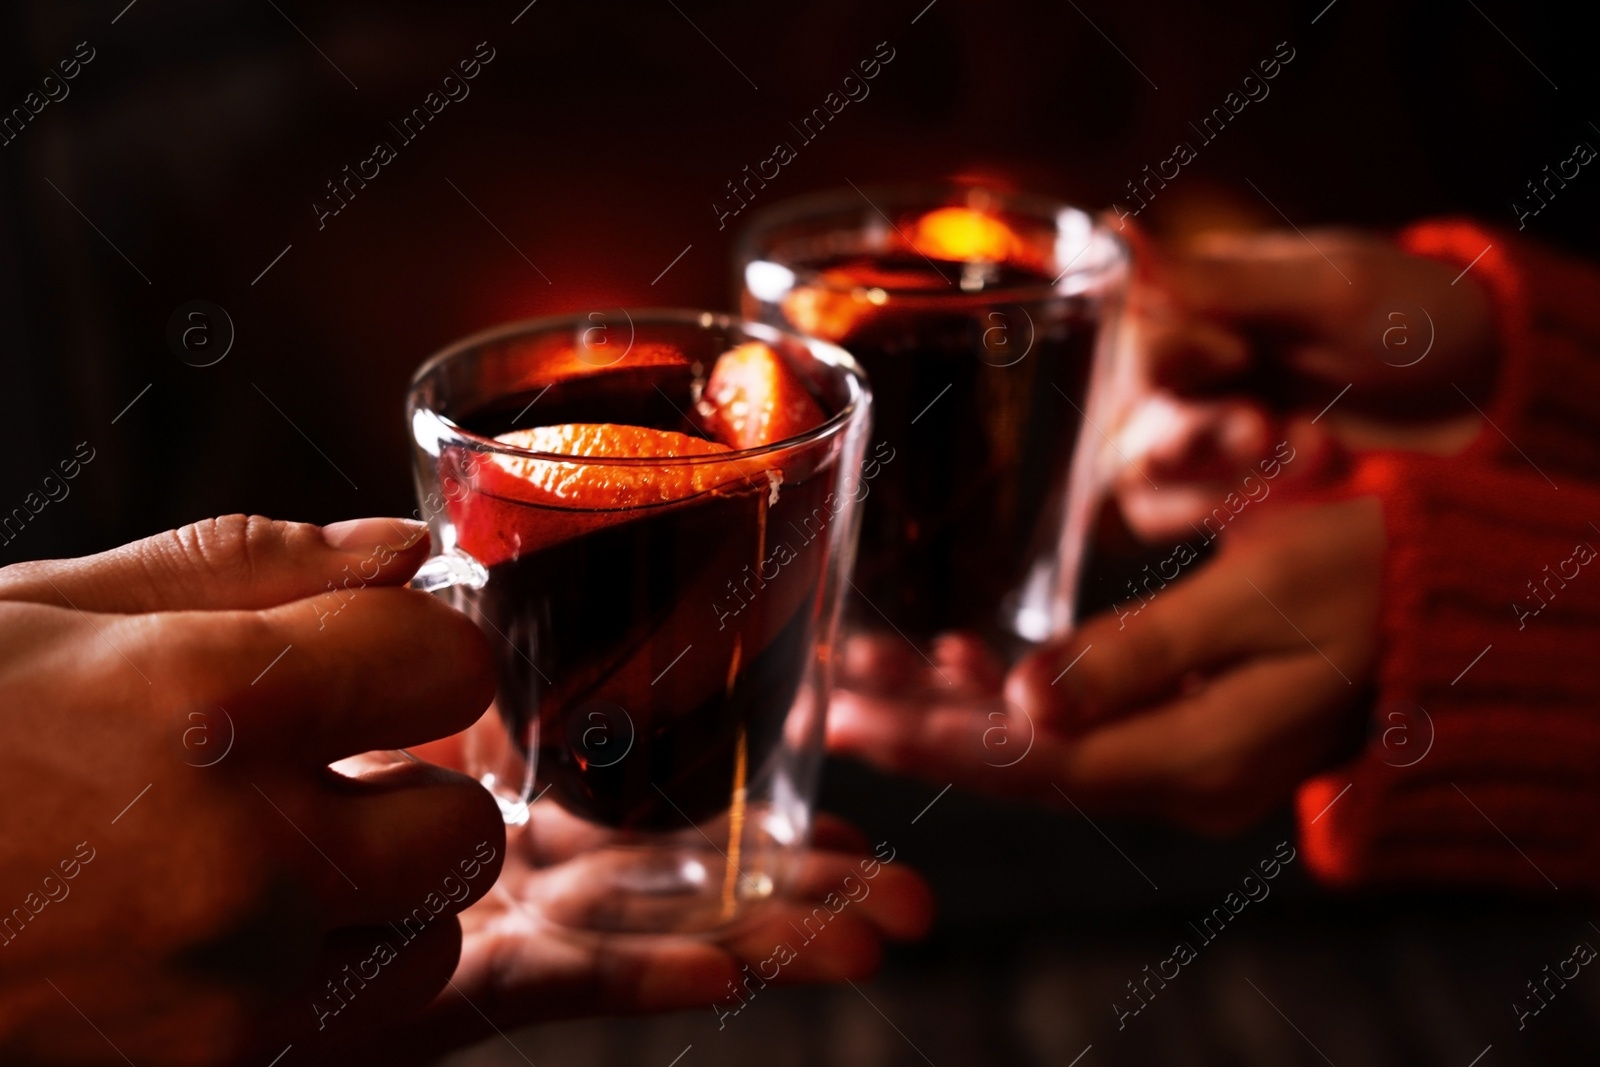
[
  {"left": 698, "top": 342, "right": 828, "bottom": 449},
  {"left": 451, "top": 423, "right": 770, "bottom": 565},
  {"left": 488, "top": 424, "right": 753, "bottom": 508},
  {"left": 777, "top": 262, "right": 943, "bottom": 342},
  {"left": 779, "top": 275, "right": 868, "bottom": 343}
]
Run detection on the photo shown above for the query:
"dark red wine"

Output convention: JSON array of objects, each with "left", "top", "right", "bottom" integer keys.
[
  {"left": 449, "top": 368, "right": 838, "bottom": 830},
  {"left": 789, "top": 255, "right": 1097, "bottom": 641}
]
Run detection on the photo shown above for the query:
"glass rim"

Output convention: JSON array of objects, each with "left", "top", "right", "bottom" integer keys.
[
  {"left": 407, "top": 308, "right": 870, "bottom": 467},
  {"left": 735, "top": 181, "right": 1130, "bottom": 301}
]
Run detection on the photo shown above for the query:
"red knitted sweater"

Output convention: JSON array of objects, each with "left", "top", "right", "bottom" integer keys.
[{"left": 1297, "top": 221, "right": 1600, "bottom": 895}]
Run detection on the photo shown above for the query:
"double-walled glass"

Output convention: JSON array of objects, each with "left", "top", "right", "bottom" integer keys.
[
  {"left": 738, "top": 184, "right": 1129, "bottom": 656},
  {"left": 407, "top": 310, "right": 871, "bottom": 933}
]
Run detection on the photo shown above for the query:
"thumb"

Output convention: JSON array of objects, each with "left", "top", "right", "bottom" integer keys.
[
  {"left": 1005, "top": 543, "right": 1269, "bottom": 734},
  {"left": 0, "top": 514, "right": 430, "bottom": 613}
]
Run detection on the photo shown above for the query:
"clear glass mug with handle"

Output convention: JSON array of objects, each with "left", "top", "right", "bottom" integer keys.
[
  {"left": 404, "top": 309, "right": 872, "bottom": 934},
  {"left": 736, "top": 184, "right": 1130, "bottom": 719}
]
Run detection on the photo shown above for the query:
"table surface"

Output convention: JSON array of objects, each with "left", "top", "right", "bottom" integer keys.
[{"left": 437, "top": 761, "right": 1600, "bottom": 1067}]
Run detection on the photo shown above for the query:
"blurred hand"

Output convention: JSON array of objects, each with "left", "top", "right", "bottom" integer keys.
[
  {"left": 1115, "top": 227, "right": 1494, "bottom": 541},
  {"left": 1144, "top": 227, "right": 1496, "bottom": 407},
  {"left": 0, "top": 516, "right": 502, "bottom": 1065},
  {"left": 829, "top": 497, "right": 1383, "bottom": 836}
]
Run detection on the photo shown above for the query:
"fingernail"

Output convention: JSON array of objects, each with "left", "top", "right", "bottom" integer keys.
[{"left": 322, "top": 517, "right": 429, "bottom": 553}]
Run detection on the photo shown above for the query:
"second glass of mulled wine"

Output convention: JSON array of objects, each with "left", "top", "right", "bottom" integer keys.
[{"left": 737, "top": 184, "right": 1129, "bottom": 661}]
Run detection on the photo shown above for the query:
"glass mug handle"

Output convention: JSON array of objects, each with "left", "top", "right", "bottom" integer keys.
[
  {"left": 386, "top": 548, "right": 534, "bottom": 824},
  {"left": 409, "top": 548, "right": 489, "bottom": 593}
]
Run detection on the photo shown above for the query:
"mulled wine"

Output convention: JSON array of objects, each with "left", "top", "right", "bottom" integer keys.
[
  {"left": 741, "top": 188, "right": 1128, "bottom": 647},
  {"left": 782, "top": 252, "right": 1098, "bottom": 641},
  {"left": 444, "top": 351, "right": 839, "bottom": 830}
]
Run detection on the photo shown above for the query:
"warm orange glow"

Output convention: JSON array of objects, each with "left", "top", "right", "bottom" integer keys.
[{"left": 909, "top": 206, "right": 1019, "bottom": 262}]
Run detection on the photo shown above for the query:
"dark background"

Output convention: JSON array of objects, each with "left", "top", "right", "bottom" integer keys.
[{"left": 3, "top": 1, "right": 1597, "bottom": 1063}]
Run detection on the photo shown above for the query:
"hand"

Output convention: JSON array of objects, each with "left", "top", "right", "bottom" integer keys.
[
  {"left": 1114, "top": 227, "right": 1495, "bottom": 542},
  {"left": 1143, "top": 227, "right": 1496, "bottom": 411},
  {"left": 331, "top": 768, "right": 935, "bottom": 1065},
  {"left": 0, "top": 516, "right": 502, "bottom": 1065},
  {"left": 829, "top": 497, "right": 1384, "bottom": 835},
  {"left": 825, "top": 630, "right": 1023, "bottom": 797}
]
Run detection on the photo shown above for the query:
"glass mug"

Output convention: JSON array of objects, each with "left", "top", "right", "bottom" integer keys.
[
  {"left": 404, "top": 310, "right": 871, "bottom": 933},
  {"left": 737, "top": 184, "right": 1130, "bottom": 665}
]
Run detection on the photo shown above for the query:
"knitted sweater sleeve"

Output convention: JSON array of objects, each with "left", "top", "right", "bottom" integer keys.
[
  {"left": 1297, "top": 222, "right": 1600, "bottom": 895},
  {"left": 1295, "top": 451, "right": 1600, "bottom": 894},
  {"left": 1401, "top": 220, "right": 1600, "bottom": 481}
]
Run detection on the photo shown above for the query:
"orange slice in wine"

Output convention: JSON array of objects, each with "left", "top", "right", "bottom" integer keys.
[
  {"left": 452, "top": 423, "right": 769, "bottom": 564},
  {"left": 489, "top": 424, "right": 756, "bottom": 508},
  {"left": 698, "top": 342, "right": 828, "bottom": 450}
]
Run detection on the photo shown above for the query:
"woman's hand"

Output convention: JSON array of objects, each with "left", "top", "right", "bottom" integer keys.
[
  {"left": 829, "top": 496, "right": 1384, "bottom": 835},
  {"left": 1142, "top": 227, "right": 1496, "bottom": 409},
  {"left": 1114, "top": 227, "right": 1495, "bottom": 542}
]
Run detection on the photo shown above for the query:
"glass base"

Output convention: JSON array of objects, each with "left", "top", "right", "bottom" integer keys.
[
  {"left": 509, "top": 798, "right": 796, "bottom": 935},
  {"left": 515, "top": 845, "right": 775, "bottom": 934}
]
